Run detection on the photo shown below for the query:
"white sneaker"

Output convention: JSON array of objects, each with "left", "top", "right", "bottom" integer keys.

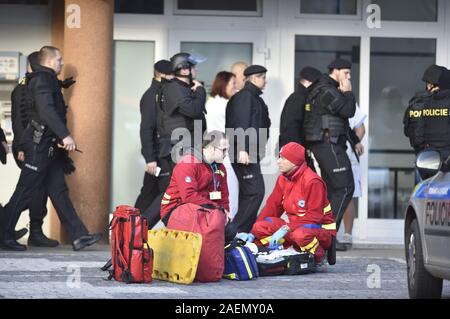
[
  {"left": 341, "top": 233, "right": 353, "bottom": 244},
  {"left": 341, "top": 233, "right": 353, "bottom": 249}
]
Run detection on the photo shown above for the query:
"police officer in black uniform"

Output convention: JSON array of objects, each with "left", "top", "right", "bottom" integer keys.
[
  {"left": 226, "top": 65, "right": 271, "bottom": 233},
  {"left": 9, "top": 51, "right": 60, "bottom": 247},
  {"left": 303, "top": 58, "right": 356, "bottom": 230},
  {"left": 155, "top": 52, "right": 206, "bottom": 225},
  {"left": 404, "top": 65, "right": 450, "bottom": 179},
  {"left": 1, "top": 46, "right": 101, "bottom": 251},
  {"left": 279, "top": 66, "right": 322, "bottom": 148},
  {"left": 403, "top": 65, "right": 449, "bottom": 155},
  {"left": 134, "top": 59, "right": 173, "bottom": 227}
]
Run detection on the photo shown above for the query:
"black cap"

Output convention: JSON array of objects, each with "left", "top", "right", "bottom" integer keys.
[
  {"left": 422, "top": 65, "right": 446, "bottom": 85},
  {"left": 27, "top": 51, "right": 39, "bottom": 72},
  {"left": 299, "top": 67, "right": 322, "bottom": 83},
  {"left": 154, "top": 60, "right": 173, "bottom": 74},
  {"left": 243, "top": 65, "right": 267, "bottom": 76},
  {"left": 438, "top": 69, "right": 450, "bottom": 89},
  {"left": 328, "top": 58, "right": 352, "bottom": 70}
]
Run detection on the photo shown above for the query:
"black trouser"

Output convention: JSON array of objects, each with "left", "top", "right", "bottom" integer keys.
[
  {"left": 140, "top": 155, "right": 176, "bottom": 229},
  {"left": 134, "top": 173, "right": 160, "bottom": 215},
  {"left": 308, "top": 137, "right": 354, "bottom": 230},
  {"left": 231, "top": 162, "right": 265, "bottom": 233},
  {"left": 2, "top": 141, "right": 88, "bottom": 242},
  {"left": 12, "top": 145, "right": 49, "bottom": 230}
]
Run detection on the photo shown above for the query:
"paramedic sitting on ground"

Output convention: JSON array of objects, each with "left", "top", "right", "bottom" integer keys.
[
  {"left": 160, "top": 131, "right": 235, "bottom": 239},
  {"left": 239, "top": 142, "right": 336, "bottom": 265}
]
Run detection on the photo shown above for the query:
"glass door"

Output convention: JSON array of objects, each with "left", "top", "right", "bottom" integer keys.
[
  {"left": 367, "top": 37, "right": 437, "bottom": 243},
  {"left": 111, "top": 40, "right": 155, "bottom": 211}
]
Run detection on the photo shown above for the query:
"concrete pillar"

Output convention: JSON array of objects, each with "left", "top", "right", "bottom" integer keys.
[{"left": 50, "top": 0, "right": 113, "bottom": 243}]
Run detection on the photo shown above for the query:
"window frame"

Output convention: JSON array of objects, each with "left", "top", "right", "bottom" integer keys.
[
  {"left": 296, "top": 0, "right": 362, "bottom": 20},
  {"left": 173, "top": 0, "right": 263, "bottom": 17}
]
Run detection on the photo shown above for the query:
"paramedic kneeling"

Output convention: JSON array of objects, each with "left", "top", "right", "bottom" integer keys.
[
  {"left": 160, "top": 131, "right": 236, "bottom": 240},
  {"left": 248, "top": 142, "right": 336, "bottom": 264}
]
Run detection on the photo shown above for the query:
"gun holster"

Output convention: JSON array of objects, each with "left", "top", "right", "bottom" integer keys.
[{"left": 30, "top": 120, "right": 46, "bottom": 145}]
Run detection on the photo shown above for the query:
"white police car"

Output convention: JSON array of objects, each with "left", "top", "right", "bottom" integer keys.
[{"left": 405, "top": 150, "right": 450, "bottom": 298}]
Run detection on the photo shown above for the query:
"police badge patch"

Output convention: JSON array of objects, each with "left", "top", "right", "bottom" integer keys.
[
  {"left": 185, "top": 176, "right": 192, "bottom": 183},
  {"left": 298, "top": 200, "right": 306, "bottom": 208}
]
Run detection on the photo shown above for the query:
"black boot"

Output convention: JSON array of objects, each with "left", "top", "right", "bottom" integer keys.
[
  {"left": 15, "top": 228, "right": 28, "bottom": 240},
  {"left": 27, "top": 227, "right": 59, "bottom": 247}
]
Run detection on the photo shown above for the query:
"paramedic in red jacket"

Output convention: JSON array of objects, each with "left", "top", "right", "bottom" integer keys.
[
  {"left": 250, "top": 142, "right": 336, "bottom": 263},
  {"left": 160, "top": 131, "right": 231, "bottom": 223}
]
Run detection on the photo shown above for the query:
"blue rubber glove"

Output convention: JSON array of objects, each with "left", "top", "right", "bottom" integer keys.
[
  {"left": 236, "top": 232, "right": 255, "bottom": 243},
  {"left": 268, "top": 225, "right": 289, "bottom": 249}
]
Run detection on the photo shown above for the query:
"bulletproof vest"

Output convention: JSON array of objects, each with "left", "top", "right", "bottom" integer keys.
[
  {"left": 422, "top": 90, "right": 450, "bottom": 149},
  {"left": 304, "top": 82, "right": 348, "bottom": 143},
  {"left": 14, "top": 77, "right": 40, "bottom": 131},
  {"left": 155, "top": 81, "right": 193, "bottom": 140},
  {"left": 403, "top": 92, "right": 430, "bottom": 150}
]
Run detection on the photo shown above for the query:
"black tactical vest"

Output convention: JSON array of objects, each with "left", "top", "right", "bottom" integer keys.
[
  {"left": 422, "top": 90, "right": 450, "bottom": 149},
  {"left": 304, "top": 83, "right": 348, "bottom": 143},
  {"left": 403, "top": 92, "right": 430, "bottom": 150}
]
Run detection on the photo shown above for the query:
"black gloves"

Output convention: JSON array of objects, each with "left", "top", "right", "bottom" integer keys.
[{"left": 61, "top": 77, "right": 76, "bottom": 89}]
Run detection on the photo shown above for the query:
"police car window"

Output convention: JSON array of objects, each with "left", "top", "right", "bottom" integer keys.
[
  {"left": 300, "top": 0, "right": 357, "bottom": 15},
  {"left": 370, "top": 0, "right": 437, "bottom": 22}
]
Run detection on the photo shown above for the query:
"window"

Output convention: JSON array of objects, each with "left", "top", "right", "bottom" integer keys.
[
  {"left": 180, "top": 42, "right": 252, "bottom": 92},
  {"left": 114, "top": 0, "right": 164, "bottom": 14},
  {"left": 368, "top": 37, "right": 436, "bottom": 219},
  {"left": 371, "top": 0, "right": 437, "bottom": 22},
  {"left": 300, "top": 0, "right": 357, "bottom": 15},
  {"left": 294, "top": 35, "right": 360, "bottom": 100},
  {"left": 175, "top": 0, "right": 262, "bottom": 17}
]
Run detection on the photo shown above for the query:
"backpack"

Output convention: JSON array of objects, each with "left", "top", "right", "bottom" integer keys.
[
  {"left": 166, "top": 203, "right": 226, "bottom": 282},
  {"left": 223, "top": 239, "right": 259, "bottom": 281},
  {"left": 103, "top": 205, "right": 153, "bottom": 284}
]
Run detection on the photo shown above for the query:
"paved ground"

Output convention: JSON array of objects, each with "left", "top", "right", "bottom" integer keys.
[{"left": 0, "top": 244, "right": 449, "bottom": 299}]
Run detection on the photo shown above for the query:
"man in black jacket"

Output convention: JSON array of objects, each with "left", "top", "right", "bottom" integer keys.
[
  {"left": 155, "top": 52, "right": 206, "bottom": 193},
  {"left": 1, "top": 46, "right": 101, "bottom": 251},
  {"left": 303, "top": 58, "right": 356, "bottom": 230},
  {"left": 279, "top": 67, "right": 322, "bottom": 148},
  {"left": 403, "top": 65, "right": 448, "bottom": 156},
  {"left": 9, "top": 51, "right": 60, "bottom": 247},
  {"left": 134, "top": 59, "right": 173, "bottom": 227},
  {"left": 226, "top": 65, "right": 271, "bottom": 233}
]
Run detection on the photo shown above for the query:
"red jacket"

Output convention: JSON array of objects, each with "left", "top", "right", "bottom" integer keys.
[
  {"left": 160, "top": 153, "right": 230, "bottom": 220},
  {"left": 257, "top": 163, "right": 335, "bottom": 228}
]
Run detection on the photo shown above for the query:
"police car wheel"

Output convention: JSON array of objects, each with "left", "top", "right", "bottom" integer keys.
[{"left": 405, "top": 219, "right": 443, "bottom": 299}]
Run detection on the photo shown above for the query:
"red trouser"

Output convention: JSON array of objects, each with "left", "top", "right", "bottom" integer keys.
[{"left": 251, "top": 217, "right": 333, "bottom": 263}]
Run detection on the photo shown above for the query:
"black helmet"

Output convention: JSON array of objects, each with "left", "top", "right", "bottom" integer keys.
[
  {"left": 438, "top": 69, "right": 450, "bottom": 90},
  {"left": 422, "top": 64, "right": 446, "bottom": 85},
  {"left": 171, "top": 52, "right": 196, "bottom": 71}
]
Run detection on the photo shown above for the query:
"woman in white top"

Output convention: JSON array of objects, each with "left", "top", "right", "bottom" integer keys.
[{"left": 205, "top": 71, "right": 239, "bottom": 218}]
